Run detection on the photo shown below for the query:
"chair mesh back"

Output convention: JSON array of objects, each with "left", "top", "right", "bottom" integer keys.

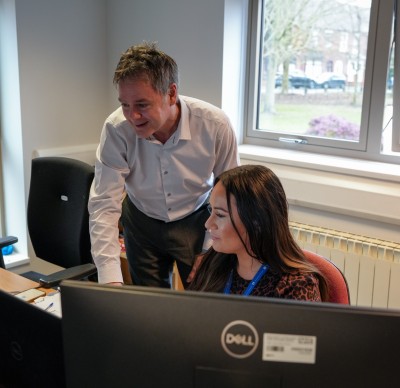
[{"left": 27, "top": 157, "right": 94, "bottom": 268}]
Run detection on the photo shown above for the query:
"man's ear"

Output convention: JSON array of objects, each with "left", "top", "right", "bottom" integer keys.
[{"left": 168, "top": 83, "right": 178, "bottom": 103}]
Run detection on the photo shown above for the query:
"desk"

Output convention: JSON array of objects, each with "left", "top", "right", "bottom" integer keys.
[
  {"left": 0, "top": 267, "right": 40, "bottom": 293},
  {"left": 0, "top": 267, "right": 55, "bottom": 296},
  {"left": 0, "top": 268, "right": 61, "bottom": 316},
  {"left": 1, "top": 257, "right": 183, "bottom": 292}
]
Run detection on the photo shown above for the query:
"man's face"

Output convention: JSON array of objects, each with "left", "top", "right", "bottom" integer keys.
[{"left": 118, "top": 77, "right": 177, "bottom": 139}]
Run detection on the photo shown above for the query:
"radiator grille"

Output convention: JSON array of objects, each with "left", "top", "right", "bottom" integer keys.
[{"left": 290, "top": 221, "right": 400, "bottom": 308}]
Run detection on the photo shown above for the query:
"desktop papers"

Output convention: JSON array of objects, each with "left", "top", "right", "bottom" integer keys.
[{"left": 33, "top": 291, "right": 62, "bottom": 317}]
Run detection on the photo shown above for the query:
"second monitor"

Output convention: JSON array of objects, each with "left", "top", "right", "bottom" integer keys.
[{"left": 61, "top": 280, "right": 400, "bottom": 388}]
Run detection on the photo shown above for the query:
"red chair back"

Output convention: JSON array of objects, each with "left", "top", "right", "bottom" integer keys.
[{"left": 304, "top": 250, "right": 350, "bottom": 304}]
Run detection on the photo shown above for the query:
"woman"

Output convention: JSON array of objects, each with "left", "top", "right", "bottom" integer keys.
[{"left": 189, "top": 165, "right": 328, "bottom": 301}]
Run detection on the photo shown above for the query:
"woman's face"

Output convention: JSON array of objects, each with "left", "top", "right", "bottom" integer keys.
[{"left": 205, "top": 182, "right": 249, "bottom": 256}]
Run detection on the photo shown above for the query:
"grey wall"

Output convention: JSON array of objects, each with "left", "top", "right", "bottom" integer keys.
[
  {"left": 105, "top": 0, "right": 225, "bottom": 109},
  {"left": 1, "top": 0, "right": 109, "bottom": 261},
  {"left": 0, "top": 0, "right": 228, "bottom": 268},
  {"left": 16, "top": 0, "right": 108, "bottom": 149}
]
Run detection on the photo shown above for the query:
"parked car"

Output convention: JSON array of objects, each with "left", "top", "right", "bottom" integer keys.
[
  {"left": 289, "top": 70, "right": 317, "bottom": 89},
  {"left": 314, "top": 73, "right": 346, "bottom": 90},
  {"left": 275, "top": 70, "right": 316, "bottom": 89}
]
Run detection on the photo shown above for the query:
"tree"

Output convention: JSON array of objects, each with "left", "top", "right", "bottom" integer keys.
[{"left": 261, "top": 0, "right": 338, "bottom": 113}]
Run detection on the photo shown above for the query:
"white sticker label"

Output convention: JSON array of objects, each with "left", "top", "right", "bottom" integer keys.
[{"left": 262, "top": 333, "right": 316, "bottom": 364}]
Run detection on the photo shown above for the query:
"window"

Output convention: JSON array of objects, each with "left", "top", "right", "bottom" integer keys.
[{"left": 245, "top": 0, "right": 400, "bottom": 164}]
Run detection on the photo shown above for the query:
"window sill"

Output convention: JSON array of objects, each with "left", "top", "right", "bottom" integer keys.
[
  {"left": 239, "top": 145, "right": 400, "bottom": 183},
  {"left": 3, "top": 253, "right": 30, "bottom": 269},
  {"left": 238, "top": 145, "right": 400, "bottom": 226}
]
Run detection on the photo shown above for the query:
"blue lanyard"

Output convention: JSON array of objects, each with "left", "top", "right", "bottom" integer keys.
[{"left": 223, "top": 264, "right": 269, "bottom": 296}]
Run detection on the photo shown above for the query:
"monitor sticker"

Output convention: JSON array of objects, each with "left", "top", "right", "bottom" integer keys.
[{"left": 262, "top": 333, "right": 316, "bottom": 364}]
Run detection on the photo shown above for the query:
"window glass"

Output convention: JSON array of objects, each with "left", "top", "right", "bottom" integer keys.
[
  {"left": 382, "top": 16, "right": 395, "bottom": 155},
  {"left": 386, "top": 1, "right": 400, "bottom": 154},
  {"left": 257, "top": 0, "right": 371, "bottom": 146}
]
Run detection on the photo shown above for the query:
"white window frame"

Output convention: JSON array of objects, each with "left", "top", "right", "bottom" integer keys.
[
  {"left": 244, "top": 0, "right": 400, "bottom": 165},
  {"left": 393, "top": 0, "right": 400, "bottom": 152}
]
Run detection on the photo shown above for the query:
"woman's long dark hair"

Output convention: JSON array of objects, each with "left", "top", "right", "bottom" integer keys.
[{"left": 189, "top": 165, "right": 329, "bottom": 300}]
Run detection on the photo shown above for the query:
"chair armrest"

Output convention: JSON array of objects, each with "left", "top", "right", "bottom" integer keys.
[
  {"left": 0, "top": 236, "right": 18, "bottom": 249},
  {"left": 39, "top": 263, "right": 97, "bottom": 288}
]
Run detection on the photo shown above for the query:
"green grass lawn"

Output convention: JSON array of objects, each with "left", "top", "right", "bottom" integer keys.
[{"left": 258, "top": 103, "right": 362, "bottom": 134}]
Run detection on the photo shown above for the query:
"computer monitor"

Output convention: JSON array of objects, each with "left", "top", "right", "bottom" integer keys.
[
  {"left": 61, "top": 280, "right": 400, "bottom": 388},
  {"left": 0, "top": 288, "right": 65, "bottom": 388}
]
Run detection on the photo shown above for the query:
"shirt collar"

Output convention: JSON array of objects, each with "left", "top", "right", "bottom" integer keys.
[{"left": 176, "top": 96, "right": 191, "bottom": 141}]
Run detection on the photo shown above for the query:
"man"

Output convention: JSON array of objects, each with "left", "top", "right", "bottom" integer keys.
[{"left": 89, "top": 42, "right": 239, "bottom": 287}]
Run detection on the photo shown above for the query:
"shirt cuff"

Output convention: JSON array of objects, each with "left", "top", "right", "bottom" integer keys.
[{"left": 96, "top": 262, "right": 124, "bottom": 284}]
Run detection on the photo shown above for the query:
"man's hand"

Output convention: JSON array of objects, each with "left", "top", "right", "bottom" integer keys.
[{"left": 186, "top": 254, "right": 204, "bottom": 283}]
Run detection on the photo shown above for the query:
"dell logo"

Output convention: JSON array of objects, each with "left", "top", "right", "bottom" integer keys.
[
  {"left": 226, "top": 333, "right": 255, "bottom": 346},
  {"left": 221, "top": 320, "right": 259, "bottom": 359}
]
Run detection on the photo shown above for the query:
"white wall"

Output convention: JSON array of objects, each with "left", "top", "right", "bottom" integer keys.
[
  {"left": 105, "top": 0, "right": 226, "bottom": 109},
  {"left": 0, "top": 0, "right": 109, "bottom": 264},
  {"left": 0, "top": 0, "right": 398, "bottom": 273}
]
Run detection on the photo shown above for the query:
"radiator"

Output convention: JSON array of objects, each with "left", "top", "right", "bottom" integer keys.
[{"left": 290, "top": 221, "right": 400, "bottom": 309}]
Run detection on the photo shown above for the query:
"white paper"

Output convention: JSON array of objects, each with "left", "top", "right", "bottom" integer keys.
[{"left": 33, "top": 292, "right": 62, "bottom": 318}]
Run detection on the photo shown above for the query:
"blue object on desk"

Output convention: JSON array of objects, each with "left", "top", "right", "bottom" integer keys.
[{"left": 1, "top": 245, "right": 13, "bottom": 255}]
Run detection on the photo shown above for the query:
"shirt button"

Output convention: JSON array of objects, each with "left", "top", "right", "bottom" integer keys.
[
  {"left": 167, "top": 193, "right": 171, "bottom": 197},
  {"left": 164, "top": 171, "right": 168, "bottom": 175},
  {"left": 168, "top": 208, "right": 172, "bottom": 211}
]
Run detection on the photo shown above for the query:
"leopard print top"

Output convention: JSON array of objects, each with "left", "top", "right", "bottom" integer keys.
[{"left": 229, "top": 268, "right": 321, "bottom": 301}]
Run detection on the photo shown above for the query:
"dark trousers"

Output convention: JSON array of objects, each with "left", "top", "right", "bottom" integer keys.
[{"left": 121, "top": 196, "right": 209, "bottom": 289}]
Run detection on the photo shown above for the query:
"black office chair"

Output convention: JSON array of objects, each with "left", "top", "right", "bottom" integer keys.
[{"left": 18, "top": 156, "right": 97, "bottom": 287}]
